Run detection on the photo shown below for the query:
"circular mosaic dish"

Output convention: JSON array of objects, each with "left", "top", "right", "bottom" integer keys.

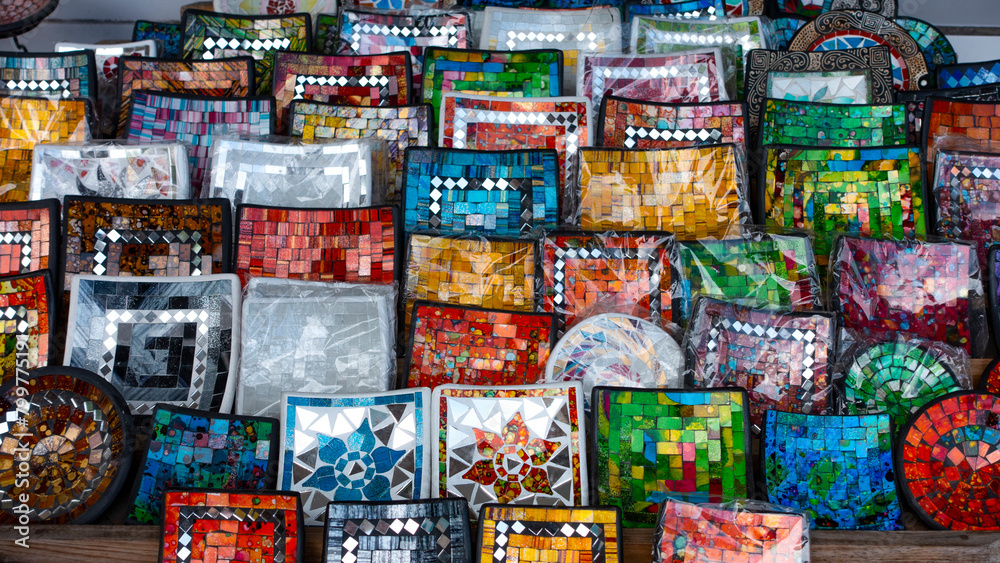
[
  {"left": 896, "top": 16, "right": 957, "bottom": 84},
  {"left": 0, "top": 0, "right": 58, "bottom": 38},
  {"left": 896, "top": 391, "right": 1000, "bottom": 530},
  {"left": 0, "top": 366, "right": 134, "bottom": 524},
  {"left": 765, "top": 15, "right": 809, "bottom": 51},
  {"left": 981, "top": 358, "right": 1000, "bottom": 394},
  {"left": 844, "top": 340, "right": 965, "bottom": 429}
]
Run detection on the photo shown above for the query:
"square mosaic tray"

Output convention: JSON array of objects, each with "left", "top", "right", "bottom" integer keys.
[
  {"left": 0, "top": 50, "right": 96, "bottom": 101},
  {"left": 477, "top": 505, "right": 621, "bottom": 563},
  {"left": 937, "top": 58, "right": 1000, "bottom": 89},
  {"left": 923, "top": 97, "right": 1000, "bottom": 175},
  {"left": 759, "top": 98, "right": 909, "bottom": 148},
  {"left": 598, "top": 97, "right": 746, "bottom": 150},
  {"left": 896, "top": 85, "right": 1000, "bottom": 144},
  {"left": 0, "top": 271, "right": 54, "bottom": 387},
  {"left": 931, "top": 150, "right": 1000, "bottom": 271},
  {"left": 133, "top": 20, "right": 182, "bottom": 58},
  {"left": 0, "top": 199, "right": 58, "bottom": 279},
  {"left": 0, "top": 96, "right": 92, "bottom": 186},
  {"left": 577, "top": 50, "right": 728, "bottom": 111}
]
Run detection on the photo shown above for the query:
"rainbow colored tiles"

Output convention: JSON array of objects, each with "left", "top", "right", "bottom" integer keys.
[
  {"left": 477, "top": 505, "right": 620, "bottom": 563},
  {"left": 934, "top": 150, "right": 1000, "bottom": 269},
  {"left": 0, "top": 96, "right": 91, "bottom": 185},
  {"left": 578, "top": 51, "right": 727, "bottom": 110},
  {"left": 0, "top": 51, "right": 95, "bottom": 100},
  {"left": 599, "top": 97, "right": 745, "bottom": 149},
  {"left": 0, "top": 272, "right": 53, "bottom": 386},
  {"left": 760, "top": 99, "right": 909, "bottom": 147}
]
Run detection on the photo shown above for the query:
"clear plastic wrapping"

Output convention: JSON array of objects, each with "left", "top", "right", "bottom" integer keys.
[
  {"left": 924, "top": 97, "right": 1000, "bottom": 183},
  {"left": 932, "top": 148, "right": 1000, "bottom": 271},
  {"left": 0, "top": 96, "right": 93, "bottom": 186}
]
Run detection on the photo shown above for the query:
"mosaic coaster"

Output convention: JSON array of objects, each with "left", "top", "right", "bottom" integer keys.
[
  {"left": 897, "top": 16, "right": 956, "bottom": 86},
  {"left": 764, "top": 410, "right": 902, "bottom": 530},
  {"left": 766, "top": 69, "right": 872, "bottom": 104},
  {"left": 115, "top": 55, "right": 255, "bottom": 136},
  {"left": 181, "top": 10, "right": 312, "bottom": 94},
  {"left": 896, "top": 391, "right": 1000, "bottom": 530},
  {"left": 289, "top": 101, "right": 430, "bottom": 202},
  {"left": 653, "top": 498, "right": 809, "bottom": 563},
  {"left": 760, "top": 98, "right": 909, "bottom": 149},
  {"left": 160, "top": 489, "right": 304, "bottom": 563},
  {"left": 124, "top": 90, "right": 275, "bottom": 191},
  {"left": 788, "top": 10, "right": 928, "bottom": 91},
  {"left": 577, "top": 145, "right": 747, "bottom": 237},
  {"left": 280, "top": 389, "right": 431, "bottom": 525},
  {"left": 214, "top": 0, "right": 336, "bottom": 14},
  {"left": 898, "top": 85, "right": 1000, "bottom": 145},
  {"left": 434, "top": 383, "right": 586, "bottom": 516},
  {"left": 937, "top": 58, "right": 1000, "bottom": 89},
  {"left": 323, "top": 499, "right": 472, "bottom": 563},
  {"left": 30, "top": 142, "right": 190, "bottom": 201},
  {"left": 831, "top": 236, "right": 975, "bottom": 354},
  {"left": 685, "top": 297, "right": 836, "bottom": 433},
  {"left": 0, "top": 271, "right": 53, "bottom": 386},
  {"left": 923, "top": 97, "right": 1000, "bottom": 176},
  {"left": 933, "top": 150, "right": 1000, "bottom": 270},
  {"left": 981, "top": 358, "right": 1000, "bottom": 394},
  {"left": 578, "top": 51, "right": 727, "bottom": 112},
  {"left": 126, "top": 405, "right": 279, "bottom": 525},
  {"left": 0, "top": 96, "right": 92, "bottom": 186},
  {"left": 769, "top": 0, "right": 896, "bottom": 17},
  {"left": 598, "top": 97, "right": 745, "bottom": 150},
  {"left": 0, "top": 50, "right": 95, "bottom": 101},
  {"left": 0, "top": 199, "right": 58, "bottom": 278},
  {"left": 477, "top": 505, "right": 621, "bottom": 563},
  {"left": 61, "top": 196, "right": 232, "bottom": 293},
  {"left": 407, "top": 301, "right": 555, "bottom": 389},
  {"left": 592, "top": 387, "right": 752, "bottom": 526},
  {"left": 133, "top": 20, "right": 182, "bottom": 58},
  {"left": 402, "top": 147, "right": 559, "bottom": 237},
  {"left": 765, "top": 15, "right": 808, "bottom": 51},
  {"left": 64, "top": 274, "right": 241, "bottom": 415}
]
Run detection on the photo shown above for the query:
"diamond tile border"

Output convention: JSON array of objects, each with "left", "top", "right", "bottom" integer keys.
[
  {"left": 0, "top": 49, "right": 97, "bottom": 102},
  {"left": 475, "top": 504, "right": 623, "bottom": 563},
  {"left": 597, "top": 96, "right": 747, "bottom": 150}
]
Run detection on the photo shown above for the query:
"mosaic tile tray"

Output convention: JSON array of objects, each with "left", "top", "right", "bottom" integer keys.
[
  {"left": 0, "top": 366, "right": 133, "bottom": 525},
  {"left": 0, "top": 199, "right": 58, "bottom": 278},
  {"left": 289, "top": 101, "right": 430, "bottom": 203},
  {"left": 181, "top": 10, "right": 312, "bottom": 94},
  {"left": 831, "top": 236, "right": 976, "bottom": 354},
  {"left": 0, "top": 271, "right": 53, "bottom": 387},
  {"left": 280, "top": 389, "right": 431, "bottom": 525},
  {"left": 770, "top": 0, "right": 896, "bottom": 17},
  {"left": 896, "top": 391, "right": 1000, "bottom": 530},
  {"left": 115, "top": 55, "right": 255, "bottom": 136},
  {"left": 64, "top": 274, "right": 241, "bottom": 415},
  {"left": 981, "top": 358, "right": 1000, "bottom": 394},
  {"left": 897, "top": 85, "right": 1000, "bottom": 144},
  {"left": 592, "top": 387, "right": 752, "bottom": 526},
  {"left": 406, "top": 301, "right": 555, "bottom": 389},
  {"left": 577, "top": 145, "right": 748, "bottom": 236},
  {"left": 0, "top": 50, "right": 95, "bottom": 101},
  {"left": 403, "top": 147, "right": 559, "bottom": 237},
  {"left": 937, "top": 58, "right": 1000, "bottom": 89},
  {"left": 477, "top": 505, "right": 621, "bottom": 563},
  {"left": 765, "top": 15, "right": 808, "bottom": 51},
  {"left": 124, "top": 90, "right": 275, "bottom": 191},
  {"left": 897, "top": 17, "right": 956, "bottom": 87},
  {"left": 213, "top": 0, "right": 337, "bottom": 14},
  {"left": 598, "top": 97, "right": 745, "bottom": 150},
  {"left": 764, "top": 410, "right": 902, "bottom": 530},
  {"left": 126, "top": 404, "right": 279, "bottom": 525},
  {"left": 759, "top": 98, "right": 909, "bottom": 149},
  {"left": 323, "top": 499, "right": 472, "bottom": 563},
  {"left": 0, "top": 96, "right": 92, "bottom": 186},
  {"left": 923, "top": 97, "right": 1000, "bottom": 176},
  {"left": 160, "top": 489, "right": 304, "bottom": 563},
  {"left": 133, "top": 20, "right": 182, "bottom": 58},
  {"left": 61, "top": 196, "right": 232, "bottom": 293},
  {"left": 685, "top": 297, "right": 836, "bottom": 433},
  {"left": 433, "top": 383, "right": 586, "bottom": 517},
  {"left": 30, "top": 142, "right": 190, "bottom": 201},
  {"left": 766, "top": 69, "right": 872, "bottom": 104},
  {"left": 933, "top": 150, "right": 1000, "bottom": 270}
]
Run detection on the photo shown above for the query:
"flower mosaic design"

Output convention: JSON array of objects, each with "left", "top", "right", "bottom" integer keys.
[
  {"left": 304, "top": 419, "right": 405, "bottom": 501},
  {"left": 463, "top": 413, "right": 559, "bottom": 503}
]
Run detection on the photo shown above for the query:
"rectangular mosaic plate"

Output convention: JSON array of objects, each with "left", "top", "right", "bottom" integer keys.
[
  {"left": 577, "top": 50, "right": 728, "bottom": 111},
  {"left": 477, "top": 505, "right": 621, "bottom": 563},
  {"left": 64, "top": 274, "right": 241, "bottom": 414},
  {"left": 279, "top": 389, "right": 431, "bottom": 525},
  {"left": 403, "top": 147, "right": 559, "bottom": 237},
  {"left": 0, "top": 96, "right": 92, "bottom": 186},
  {"left": 0, "top": 50, "right": 95, "bottom": 101},
  {"left": 897, "top": 85, "right": 1000, "bottom": 144},
  {"left": 0, "top": 271, "right": 53, "bottom": 387},
  {"left": 592, "top": 387, "right": 752, "bottom": 527},
  {"left": 133, "top": 20, "right": 182, "bottom": 58},
  {"left": 127, "top": 404, "right": 279, "bottom": 525},
  {"left": 0, "top": 199, "right": 58, "bottom": 279},
  {"left": 937, "top": 58, "right": 1000, "bottom": 89},
  {"left": 160, "top": 489, "right": 304, "bottom": 563},
  {"left": 433, "top": 383, "right": 586, "bottom": 517},
  {"left": 598, "top": 97, "right": 746, "bottom": 149},
  {"left": 923, "top": 97, "right": 1000, "bottom": 175},
  {"left": 933, "top": 149, "right": 1000, "bottom": 270},
  {"left": 759, "top": 98, "right": 909, "bottom": 149}
]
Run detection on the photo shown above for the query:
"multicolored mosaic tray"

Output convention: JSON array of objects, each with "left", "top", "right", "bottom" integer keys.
[
  {"left": 402, "top": 147, "right": 559, "bottom": 237},
  {"left": 0, "top": 271, "right": 53, "bottom": 386},
  {"left": 923, "top": 97, "right": 1000, "bottom": 174},
  {"left": 764, "top": 410, "right": 902, "bottom": 530},
  {"left": 160, "top": 489, "right": 304, "bottom": 563},
  {"left": 0, "top": 96, "right": 92, "bottom": 186},
  {"left": 0, "top": 199, "right": 58, "bottom": 278},
  {"left": 898, "top": 84, "right": 1000, "bottom": 144},
  {"left": 578, "top": 50, "right": 727, "bottom": 111},
  {"left": 769, "top": 0, "right": 896, "bottom": 17},
  {"left": 213, "top": 0, "right": 337, "bottom": 14},
  {"left": 980, "top": 358, "right": 1000, "bottom": 394},
  {"left": 592, "top": 387, "right": 752, "bottom": 526},
  {"left": 896, "top": 391, "right": 1000, "bottom": 530},
  {"left": 598, "top": 97, "right": 746, "bottom": 150},
  {"left": 64, "top": 274, "right": 241, "bottom": 415},
  {"left": 933, "top": 150, "right": 1000, "bottom": 270},
  {"left": 279, "top": 389, "right": 431, "bottom": 525},
  {"left": 126, "top": 405, "right": 279, "bottom": 525},
  {"left": 897, "top": 17, "right": 956, "bottom": 86},
  {"left": 477, "top": 505, "right": 621, "bottom": 563},
  {"left": 133, "top": 20, "right": 182, "bottom": 58},
  {"left": 0, "top": 50, "right": 95, "bottom": 101},
  {"left": 937, "top": 58, "right": 1000, "bottom": 89},
  {"left": 433, "top": 383, "right": 586, "bottom": 516}
]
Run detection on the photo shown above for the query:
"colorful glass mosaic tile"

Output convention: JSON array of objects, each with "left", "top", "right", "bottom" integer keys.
[
  {"left": 577, "top": 145, "right": 747, "bottom": 236},
  {"left": 933, "top": 150, "right": 1000, "bottom": 270},
  {"left": 0, "top": 0, "right": 57, "bottom": 34},
  {"left": 898, "top": 85, "right": 1000, "bottom": 145},
  {"left": 578, "top": 51, "right": 727, "bottom": 112},
  {"left": 402, "top": 147, "right": 559, "bottom": 237},
  {"left": 896, "top": 391, "right": 1000, "bottom": 530},
  {"left": 160, "top": 490, "right": 304, "bottom": 563},
  {"left": 182, "top": 10, "right": 311, "bottom": 94},
  {"left": 124, "top": 90, "right": 275, "bottom": 191},
  {"left": 280, "top": 389, "right": 431, "bottom": 525},
  {"left": 598, "top": 97, "right": 745, "bottom": 150},
  {"left": 0, "top": 50, "right": 95, "bottom": 101},
  {"left": 434, "top": 383, "right": 586, "bottom": 516},
  {"left": 477, "top": 505, "right": 621, "bottom": 563},
  {"left": 0, "top": 271, "right": 53, "bottom": 386},
  {"left": 339, "top": 0, "right": 450, "bottom": 9},
  {"left": 764, "top": 410, "right": 902, "bottom": 530},
  {"left": 0, "top": 199, "right": 57, "bottom": 278},
  {"left": 214, "top": 0, "right": 337, "bottom": 14},
  {"left": 924, "top": 97, "right": 1000, "bottom": 176},
  {"left": 0, "top": 366, "right": 133, "bottom": 525},
  {"left": 771, "top": 0, "right": 896, "bottom": 17},
  {"left": 324, "top": 499, "right": 472, "bottom": 563},
  {"left": 760, "top": 99, "right": 909, "bottom": 148},
  {"left": 126, "top": 405, "right": 278, "bottom": 525},
  {"left": 624, "top": 1, "right": 726, "bottom": 24},
  {"left": 407, "top": 301, "right": 554, "bottom": 389},
  {"left": 897, "top": 17, "right": 956, "bottom": 86},
  {"left": 937, "top": 58, "right": 1000, "bottom": 89},
  {"left": 980, "top": 358, "right": 1000, "bottom": 394},
  {"left": 653, "top": 498, "right": 809, "bottom": 563},
  {"left": 990, "top": 246, "right": 1000, "bottom": 358},
  {"left": 64, "top": 274, "right": 240, "bottom": 415},
  {"left": 133, "top": 20, "right": 182, "bottom": 58},
  {"left": 831, "top": 236, "right": 975, "bottom": 353},
  {"left": 61, "top": 196, "right": 232, "bottom": 293},
  {"left": 765, "top": 15, "right": 808, "bottom": 51},
  {"left": 593, "top": 387, "right": 751, "bottom": 526},
  {"left": 766, "top": 69, "right": 872, "bottom": 104},
  {"left": 0, "top": 96, "right": 92, "bottom": 186}
]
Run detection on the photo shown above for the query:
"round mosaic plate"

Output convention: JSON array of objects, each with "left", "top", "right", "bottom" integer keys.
[
  {"left": 545, "top": 313, "right": 683, "bottom": 402},
  {"left": 895, "top": 16, "right": 957, "bottom": 83},
  {"left": 0, "top": 0, "right": 58, "bottom": 38},
  {"left": 0, "top": 366, "right": 134, "bottom": 524},
  {"left": 788, "top": 10, "right": 929, "bottom": 90},
  {"left": 844, "top": 340, "right": 965, "bottom": 429},
  {"left": 981, "top": 358, "right": 1000, "bottom": 394},
  {"left": 896, "top": 391, "right": 1000, "bottom": 530}
]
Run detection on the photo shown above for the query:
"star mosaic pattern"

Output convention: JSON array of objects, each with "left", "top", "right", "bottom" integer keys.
[
  {"left": 477, "top": 505, "right": 621, "bottom": 563},
  {"left": 0, "top": 272, "right": 53, "bottom": 386},
  {"left": 434, "top": 383, "right": 586, "bottom": 516},
  {"left": 323, "top": 499, "right": 472, "bottom": 563},
  {"left": 280, "top": 390, "right": 431, "bottom": 525},
  {"left": 126, "top": 405, "right": 279, "bottom": 525},
  {"left": 766, "top": 70, "right": 872, "bottom": 104},
  {"left": 598, "top": 97, "right": 745, "bottom": 150},
  {"left": 937, "top": 58, "right": 1000, "bottom": 89},
  {"left": 0, "top": 200, "right": 58, "bottom": 278},
  {"left": 133, "top": 20, "right": 182, "bottom": 58},
  {"left": 403, "top": 147, "right": 559, "bottom": 237},
  {"left": 685, "top": 298, "right": 836, "bottom": 432},
  {"left": 64, "top": 274, "right": 240, "bottom": 415},
  {"left": 0, "top": 51, "right": 95, "bottom": 101},
  {"left": 933, "top": 150, "right": 1000, "bottom": 269},
  {"left": 896, "top": 391, "right": 1000, "bottom": 530},
  {"left": 764, "top": 411, "right": 902, "bottom": 530},
  {"left": 577, "top": 51, "right": 727, "bottom": 111},
  {"left": 0, "top": 96, "right": 92, "bottom": 185},
  {"left": 160, "top": 490, "right": 304, "bottom": 563},
  {"left": 592, "top": 387, "right": 751, "bottom": 527},
  {"left": 924, "top": 97, "right": 1000, "bottom": 176},
  {"left": 759, "top": 99, "right": 909, "bottom": 148}
]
